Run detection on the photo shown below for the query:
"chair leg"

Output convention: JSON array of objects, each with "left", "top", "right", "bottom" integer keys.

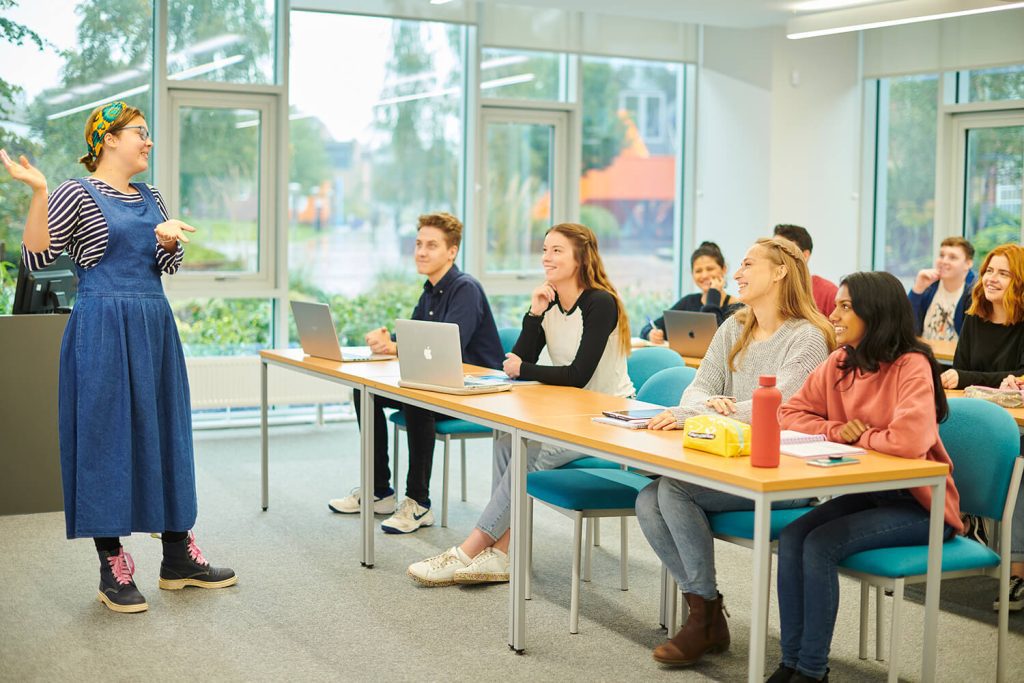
[
  {"left": 525, "top": 497, "right": 533, "bottom": 601},
  {"left": 876, "top": 584, "right": 885, "bottom": 661},
  {"left": 460, "top": 438, "right": 467, "bottom": 502},
  {"left": 887, "top": 580, "right": 904, "bottom": 683},
  {"left": 858, "top": 582, "right": 869, "bottom": 660},
  {"left": 659, "top": 565, "right": 667, "bottom": 628},
  {"left": 571, "top": 513, "right": 584, "bottom": 634},
  {"left": 441, "top": 435, "right": 450, "bottom": 528},
  {"left": 391, "top": 424, "right": 400, "bottom": 496},
  {"left": 584, "top": 518, "right": 593, "bottom": 582},
  {"left": 666, "top": 575, "right": 679, "bottom": 635},
  {"left": 594, "top": 517, "right": 601, "bottom": 547},
  {"left": 620, "top": 516, "right": 628, "bottom": 591}
]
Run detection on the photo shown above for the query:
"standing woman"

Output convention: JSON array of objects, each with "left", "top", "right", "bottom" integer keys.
[
  {"left": 1, "top": 101, "right": 234, "bottom": 614},
  {"left": 640, "top": 240, "right": 743, "bottom": 342},
  {"left": 771, "top": 271, "right": 962, "bottom": 683},
  {"left": 407, "top": 223, "right": 634, "bottom": 586}
]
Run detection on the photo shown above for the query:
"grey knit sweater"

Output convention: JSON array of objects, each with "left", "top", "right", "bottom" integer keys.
[{"left": 669, "top": 316, "right": 831, "bottom": 426}]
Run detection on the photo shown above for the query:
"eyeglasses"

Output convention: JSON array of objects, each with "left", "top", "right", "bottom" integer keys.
[{"left": 120, "top": 125, "right": 150, "bottom": 142}]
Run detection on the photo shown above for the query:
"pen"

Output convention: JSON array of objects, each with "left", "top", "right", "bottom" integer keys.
[{"left": 646, "top": 316, "right": 659, "bottom": 330}]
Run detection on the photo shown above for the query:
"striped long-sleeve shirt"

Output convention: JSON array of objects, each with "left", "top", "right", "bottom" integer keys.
[{"left": 21, "top": 178, "right": 183, "bottom": 274}]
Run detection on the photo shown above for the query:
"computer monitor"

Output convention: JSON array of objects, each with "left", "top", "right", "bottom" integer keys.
[{"left": 11, "top": 254, "right": 78, "bottom": 314}]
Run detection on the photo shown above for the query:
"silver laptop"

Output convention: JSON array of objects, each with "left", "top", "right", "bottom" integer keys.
[
  {"left": 290, "top": 300, "right": 396, "bottom": 362},
  {"left": 395, "top": 319, "right": 512, "bottom": 395},
  {"left": 662, "top": 310, "right": 719, "bottom": 357}
]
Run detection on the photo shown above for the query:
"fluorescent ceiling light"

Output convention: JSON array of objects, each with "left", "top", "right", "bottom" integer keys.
[
  {"left": 429, "top": 0, "right": 455, "bottom": 5},
  {"left": 46, "top": 84, "right": 150, "bottom": 120},
  {"left": 169, "top": 54, "right": 245, "bottom": 81},
  {"left": 480, "top": 55, "right": 530, "bottom": 70},
  {"left": 480, "top": 73, "right": 536, "bottom": 90},
  {"left": 787, "top": 0, "right": 1024, "bottom": 39}
]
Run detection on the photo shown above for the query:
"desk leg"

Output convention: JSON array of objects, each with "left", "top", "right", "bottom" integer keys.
[
  {"left": 748, "top": 497, "right": 771, "bottom": 683},
  {"left": 360, "top": 388, "right": 375, "bottom": 568},
  {"left": 921, "top": 478, "right": 945, "bottom": 681},
  {"left": 508, "top": 429, "right": 527, "bottom": 653},
  {"left": 260, "top": 360, "right": 269, "bottom": 511}
]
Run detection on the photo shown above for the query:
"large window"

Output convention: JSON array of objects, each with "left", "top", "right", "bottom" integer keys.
[
  {"left": 581, "top": 56, "right": 682, "bottom": 332},
  {"left": 288, "top": 11, "right": 465, "bottom": 343},
  {"left": 168, "top": 0, "right": 277, "bottom": 85}
]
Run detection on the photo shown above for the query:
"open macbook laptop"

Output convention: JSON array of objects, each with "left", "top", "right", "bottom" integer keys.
[
  {"left": 395, "top": 319, "right": 511, "bottom": 395},
  {"left": 290, "top": 300, "right": 396, "bottom": 362},
  {"left": 662, "top": 310, "right": 718, "bottom": 358}
]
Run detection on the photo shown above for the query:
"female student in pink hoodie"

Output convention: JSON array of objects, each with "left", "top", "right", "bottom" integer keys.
[{"left": 769, "top": 271, "right": 963, "bottom": 683}]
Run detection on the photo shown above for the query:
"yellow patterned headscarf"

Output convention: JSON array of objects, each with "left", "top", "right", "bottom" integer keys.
[{"left": 86, "top": 101, "right": 127, "bottom": 157}]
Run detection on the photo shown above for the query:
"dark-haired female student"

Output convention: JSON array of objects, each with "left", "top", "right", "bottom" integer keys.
[
  {"left": 2, "top": 101, "right": 234, "bottom": 614},
  {"left": 640, "top": 241, "right": 743, "bottom": 343},
  {"left": 770, "top": 271, "right": 962, "bottom": 683}
]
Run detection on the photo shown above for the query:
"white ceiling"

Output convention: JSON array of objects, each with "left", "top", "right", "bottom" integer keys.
[{"left": 485, "top": 1, "right": 905, "bottom": 29}]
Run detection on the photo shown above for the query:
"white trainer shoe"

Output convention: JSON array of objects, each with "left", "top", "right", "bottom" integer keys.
[
  {"left": 328, "top": 488, "right": 396, "bottom": 515},
  {"left": 454, "top": 547, "right": 510, "bottom": 584},
  {"left": 381, "top": 497, "right": 434, "bottom": 534},
  {"left": 408, "top": 546, "right": 471, "bottom": 586}
]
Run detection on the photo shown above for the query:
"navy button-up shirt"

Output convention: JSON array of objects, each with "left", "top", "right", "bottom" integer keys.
[{"left": 410, "top": 265, "right": 504, "bottom": 370}]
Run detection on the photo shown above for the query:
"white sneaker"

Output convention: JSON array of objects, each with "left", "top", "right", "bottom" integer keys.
[
  {"left": 381, "top": 498, "right": 434, "bottom": 534},
  {"left": 453, "top": 547, "right": 509, "bottom": 584},
  {"left": 408, "top": 546, "right": 471, "bottom": 586},
  {"left": 328, "top": 488, "right": 396, "bottom": 515}
]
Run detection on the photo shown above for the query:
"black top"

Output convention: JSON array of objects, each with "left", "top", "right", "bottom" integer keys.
[
  {"left": 640, "top": 289, "right": 743, "bottom": 340},
  {"left": 409, "top": 265, "right": 505, "bottom": 370},
  {"left": 513, "top": 288, "right": 618, "bottom": 388},
  {"left": 952, "top": 314, "right": 1024, "bottom": 388}
]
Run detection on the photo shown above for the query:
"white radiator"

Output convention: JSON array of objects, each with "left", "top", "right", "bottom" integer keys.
[{"left": 185, "top": 355, "right": 351, "bottom": 410}]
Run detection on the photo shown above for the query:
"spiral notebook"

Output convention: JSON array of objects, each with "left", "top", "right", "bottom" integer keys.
[{"left": 780, "top": 430, "right": 864, "bottom": 458}]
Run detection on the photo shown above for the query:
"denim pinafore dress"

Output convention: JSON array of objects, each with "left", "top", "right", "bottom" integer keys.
[{"left": 58, "top": 179, "right": 197, "bottom": 539}]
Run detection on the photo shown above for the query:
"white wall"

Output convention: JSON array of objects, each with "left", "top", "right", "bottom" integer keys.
[{"left": 695, "top": 26, "right": 864, "bottom": 288}]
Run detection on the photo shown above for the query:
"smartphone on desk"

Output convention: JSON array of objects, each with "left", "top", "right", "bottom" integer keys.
[{"left": 806, "top": 456, "right": 860, "bottom": 467}]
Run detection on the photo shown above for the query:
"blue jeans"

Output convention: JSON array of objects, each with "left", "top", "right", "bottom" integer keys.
[
  {"left": 636, "top": 477, "right": 809, "bottom": 600},
  {"left": 777, "top": 490, "right": 955, "bottom": 679}
]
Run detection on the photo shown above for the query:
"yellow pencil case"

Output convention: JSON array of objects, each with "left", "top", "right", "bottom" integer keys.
[{"left": 683, "top": 414, "right": 751, "bottom": 457}]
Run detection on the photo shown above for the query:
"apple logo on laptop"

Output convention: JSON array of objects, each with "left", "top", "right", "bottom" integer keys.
[
  {"left": 688, "top": 330, "right": 696, "bottom": 339},
  {"left": 423, "top": 346, "right": 432, "bottom": 360}
]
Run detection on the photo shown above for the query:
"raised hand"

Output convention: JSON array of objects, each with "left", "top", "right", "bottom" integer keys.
[
  {"left": 912, "top": 268, "right": 940, "bottom": 294},
  {"left": 154, "top": 219, "right": 196, "bottom": 245},
  {"left": 1, "top": 149, "right": 47, "bottom": 192}
]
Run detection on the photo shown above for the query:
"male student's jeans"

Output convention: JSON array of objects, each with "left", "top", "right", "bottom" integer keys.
[
  {"left": 352, "top": 389, "right": 437, "bottom": 506},
  {"left": 475, "top": 433, "right": 582, "bottom": 541},
  {"left": 636, "top": 477, "right": 810, "bottom": 601},
  {"left": 776, "top": 490, "right": 956, "bottom": 680}
]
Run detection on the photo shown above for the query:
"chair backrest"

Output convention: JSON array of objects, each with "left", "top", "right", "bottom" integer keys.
[
  {"left": 627, "top": 346, "right": 685, "bottom": 393},
  {"left": 636, "top": 366, "right": 697, "bottom": 407},
  {"left": 939, "top": 397, "right": 1021, "bottom": 520},
  {"left": 498, "top": 327, "right": 520, "bottom": 354}
]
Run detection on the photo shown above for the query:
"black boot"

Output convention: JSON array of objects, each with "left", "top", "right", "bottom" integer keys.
[
  {"left": 765, "top": 663, "right": 796, "bottom": 682},
  {"left": 97, "top": 548, "right": 148, "bottom": 613},
  {"left": 159, "top": 532, "right": 237, "bottom": 590},
  {"left": 790, "top": 669, "right": 829, "bottom": 683}
]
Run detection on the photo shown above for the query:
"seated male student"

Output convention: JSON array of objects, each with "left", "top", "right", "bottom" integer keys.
[
  {"left": 908, "top": 236, "right": 975, "bottom": 342},
  {"left": 773, "top": 223, "right": 838, "bottom": 317},
  {"left": 328, "top": 212, "right": 504, "bottom": 534}
]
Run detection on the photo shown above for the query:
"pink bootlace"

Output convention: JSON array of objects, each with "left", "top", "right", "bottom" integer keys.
[
  {"left": 186, "top": 532, "right": 209, "bottom": 566},
  {"left": 106, "top": 549, "right": 136, "bottom": 586}
]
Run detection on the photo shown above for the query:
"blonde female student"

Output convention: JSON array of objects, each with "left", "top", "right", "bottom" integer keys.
[
  {"left": 770, "top": 271, "right": 962, "bottom": 683},
  {"left": 407, "top": 223, "right": 634, "bottom": 586},
  {"left": 2, "top": 102, "right": 234, "bottom": 614},
  {"left": 635, "top": 237, "right": 834, "bottom": 667}
]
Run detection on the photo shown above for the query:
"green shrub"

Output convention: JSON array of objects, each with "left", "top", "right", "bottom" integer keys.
[{"left": 0, "top": 260, "right": 15, "bottom": 314}]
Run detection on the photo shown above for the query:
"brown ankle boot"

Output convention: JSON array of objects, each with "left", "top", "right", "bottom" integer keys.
[{"left": 652, "top": 592, "right": 730, "bottom": 666}]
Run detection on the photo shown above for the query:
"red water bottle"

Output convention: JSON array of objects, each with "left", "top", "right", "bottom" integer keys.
[{"left": 751, "top": 375, "right": 781, "bottom": 468}]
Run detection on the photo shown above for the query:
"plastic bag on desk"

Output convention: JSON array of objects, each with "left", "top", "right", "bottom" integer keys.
[
  {"left": 963, "top": 385, "right": 1024, "bottom": 409},
  {"left": 683, "top": 414, "right": 751, "bottom": 457}
]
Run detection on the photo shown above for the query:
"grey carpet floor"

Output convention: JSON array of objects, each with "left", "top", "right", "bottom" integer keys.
[{"left": 1, "top": 421, "right": 1021, "bottom": 682}]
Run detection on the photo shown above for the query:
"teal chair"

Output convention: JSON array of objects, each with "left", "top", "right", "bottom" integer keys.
[
  {"left": 627, "top": 346, "right": 685, "bottom": 396},
  {"left": 839, "top": 398, "right": 1023, "bottom": 683},
  {"left": 388, "top": 328, "right": 520, "bottom": 527},
  {"left": 526, "top": 365, "right": 696, "bottom": 633}
]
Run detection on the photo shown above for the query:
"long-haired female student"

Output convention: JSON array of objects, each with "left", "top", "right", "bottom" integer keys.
[
  {"left": 636, "top": 237, "right": 834, "bottom": 667},
  {"left": 2, "top": 102, "right": 234, "bottom": 614},
  {"left": 770, "top": 271, "right": 962, "bottom": 683},
  {"left": 640, "top": 240, "right": 743, "bottom": 343},
  {"left": 407, "top": 222, "right": 634, "bottom": 586}
]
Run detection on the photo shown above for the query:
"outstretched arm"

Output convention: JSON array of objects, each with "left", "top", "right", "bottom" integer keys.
[{"left": 1, "top": 149, "right": 50, "bottom": 253}]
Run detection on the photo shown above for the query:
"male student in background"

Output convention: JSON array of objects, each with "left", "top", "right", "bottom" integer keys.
[
  {"left": 908, "top": 236, "right": 976, "bottom": 342},
  {"left": 329, "top": 212, "right": 504, "bottom": 534},
  {"left": 773, "top": 223, "right": 838, "bottom": 317}
]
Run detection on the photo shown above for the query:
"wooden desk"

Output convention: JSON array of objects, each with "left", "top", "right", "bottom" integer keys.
[
  {"left": 259, "top": 348, "right": 948, "bottom": 682},
  {"left": 924, "top": 338, "right": 956, "bottom": 363}
]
